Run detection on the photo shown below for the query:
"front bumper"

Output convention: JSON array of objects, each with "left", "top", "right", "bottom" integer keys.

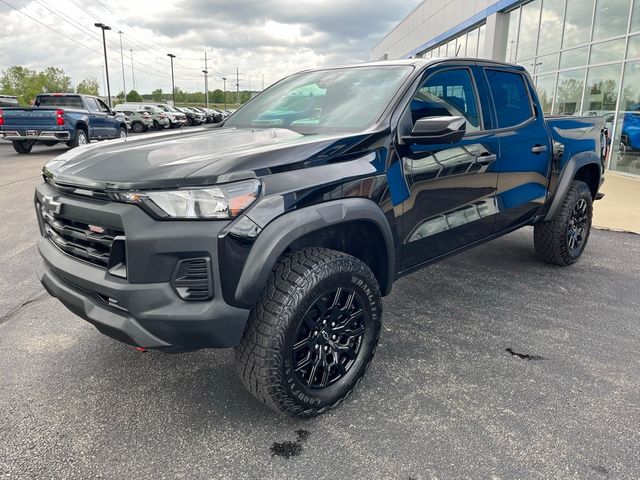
[{"left": 35, "top": 182, "right": 250, "bottom": 350}]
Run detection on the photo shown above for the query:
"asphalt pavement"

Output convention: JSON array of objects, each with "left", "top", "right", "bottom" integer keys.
[{"left": 0, "top": 141, "right": 639, "bottom": 479}]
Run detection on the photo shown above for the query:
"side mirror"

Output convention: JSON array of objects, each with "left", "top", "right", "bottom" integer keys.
[{"left": 405, "top": 116, "right": 466, "bottom": 145}]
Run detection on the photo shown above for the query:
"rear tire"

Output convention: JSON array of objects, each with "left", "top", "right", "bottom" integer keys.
[
  {"left": 69, "top": 129, "right": 88, "bottom": 149},
  {"left": 534, "top": 180, "right": 593, "bottom": 266},
  {"left": 12, "top": 141, "right": 33, "bottom": 154},
  {"left": 235, "top": 248, "right": 382, "bottom": 417}
]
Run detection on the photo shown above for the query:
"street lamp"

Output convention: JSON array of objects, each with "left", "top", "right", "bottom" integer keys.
[
  {"left": 202, "top": 70, "right": 209, "bottom": 108},
  {"left": 94, "top": 23, "right": 112, "bottom": 107},
  {"left": 222, "top": 77, "right": 227, "bottom": 111},
  {"left": 167, "top": 53, "right": 176, "bottom": 106}
]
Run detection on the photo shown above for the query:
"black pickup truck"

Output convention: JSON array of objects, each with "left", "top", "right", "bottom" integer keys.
[
  {"left": 0, "top": 93, "right": 127, "bottom": 154},
  {"left": 35, "top": 59, "right": 606, "bottom": 416}
]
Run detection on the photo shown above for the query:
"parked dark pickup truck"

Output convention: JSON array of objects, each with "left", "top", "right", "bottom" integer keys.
[
  {"left": 36, "top": 59, "right": 606, "bottom": 416},
  {"left": 0, "top": 93, "right": 127, "bottom": 154}
]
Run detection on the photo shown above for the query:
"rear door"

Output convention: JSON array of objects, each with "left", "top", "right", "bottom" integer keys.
[
  {"left": 397, "top": 64, "right": 501, "bottom": 270},
  {"left": 482, "top": 67, "right": 552, "bottom": 231},
  {"left": 84, "top": 97, "right": 104, "bottom": 138}
]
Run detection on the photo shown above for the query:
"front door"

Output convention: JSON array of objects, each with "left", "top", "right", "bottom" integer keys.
[{"left": 398, "top": 65, "right": 501, "bottom": 271}]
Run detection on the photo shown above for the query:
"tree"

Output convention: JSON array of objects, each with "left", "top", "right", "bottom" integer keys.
[
  {"left": 126, "top": 90, "right": 142, "bottom": 102},
  {"left": 117, "top": 91, "right": 126, "bottom": 102},
  {"left": 0, "top": 66, "right": 40, "bottom": 105},
  {"left": 39, "top": 67, "right": 72, "bottom": 93},
  {"left": 151, "top": 88, "right": 164, "bottom": 102},
  {"left": 76, "top": 76, "right": 100, "bottom": 96}
]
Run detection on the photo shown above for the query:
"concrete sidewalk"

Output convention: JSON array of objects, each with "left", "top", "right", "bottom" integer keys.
[{"left": 593, "top": 172, "right": 640, "bottom": 235}]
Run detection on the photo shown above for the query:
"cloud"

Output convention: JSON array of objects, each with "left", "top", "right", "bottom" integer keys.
[{"left": 0, "top": 0, "right": 416, "bottom": 95}]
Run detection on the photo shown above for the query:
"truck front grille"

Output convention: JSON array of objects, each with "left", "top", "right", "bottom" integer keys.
[{"left": 37, "top": 202, "right": 124, "bottom": 268}]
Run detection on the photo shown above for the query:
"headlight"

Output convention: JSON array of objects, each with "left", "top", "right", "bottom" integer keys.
[{"left": 111, "top": 179, "right": 260, "bottom": 219}]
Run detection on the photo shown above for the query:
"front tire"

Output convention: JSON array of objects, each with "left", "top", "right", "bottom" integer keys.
[
  {"left": 12, "top": 141, "right": 33, "bottom": 154},
  {"left": 118, "top": 126, "right": 127, "bottom": 139},
  {"left": 132, "top": 122, "right": 145, "bottom": 133},
  {"left": 236, "top": 248, "right": 382, "bottom": 417},
  {"left": 534, "top": 180, "right": 593, "bottom": 266}
]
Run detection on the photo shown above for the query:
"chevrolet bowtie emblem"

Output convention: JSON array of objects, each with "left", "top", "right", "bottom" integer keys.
[{"left": 41, "top": 196, "right": 62, "bottom": 215}]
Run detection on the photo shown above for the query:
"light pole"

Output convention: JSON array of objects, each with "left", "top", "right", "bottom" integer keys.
[
  {"left": 118, "top": 30, "right": 126, "bottom": 97},
  {"left": 222, "top": 77, "right": 227, "bottom": 111},
  {"left": 167, "top": 53, "right": 176, "bottom": 106},
  {"left": 94, "top": 23, "right": 112, "bottom": 107}
]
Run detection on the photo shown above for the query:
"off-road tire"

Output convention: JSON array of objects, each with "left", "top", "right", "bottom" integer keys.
[
  {"left": 534, "top": 180, "right": 593, "bottom": 266},
  {"left": 12, "top": 141, "right": 33, "bottom": 154},
  {"left": 235, "top": 248, "right": 382, "bottom": 417}
]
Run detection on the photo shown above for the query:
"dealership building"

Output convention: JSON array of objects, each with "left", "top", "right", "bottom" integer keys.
[{"left": 372, "top": 0, "right": 640, "bottom": 176}]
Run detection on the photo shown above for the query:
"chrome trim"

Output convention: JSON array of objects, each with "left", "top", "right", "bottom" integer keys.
[{"left": 1, "top": 130, "right": 71, "bottom": 141}]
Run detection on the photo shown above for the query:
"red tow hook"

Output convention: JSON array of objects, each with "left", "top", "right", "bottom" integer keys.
[{"left": 134, "top": 347, "right": 148, "bottom": 353}]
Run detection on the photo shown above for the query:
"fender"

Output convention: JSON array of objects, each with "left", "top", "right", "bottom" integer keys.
[
  {"left": 233, "top": 198, "right": 396, "bottom": 307},
  {"left": 543, "top": 151, "right": 602, "bottom": 221}
]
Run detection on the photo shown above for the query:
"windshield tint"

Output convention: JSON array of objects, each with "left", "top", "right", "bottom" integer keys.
[
  {"left": 225, "top": 66, "right": 412, "bottom": 133},
  {"left": 36, "top": 95, "right": 84, "bottom": 108}
]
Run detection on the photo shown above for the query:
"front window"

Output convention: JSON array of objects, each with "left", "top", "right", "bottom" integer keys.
[{"left": 225, "top": 66, "right": 413, "bottom": 134}]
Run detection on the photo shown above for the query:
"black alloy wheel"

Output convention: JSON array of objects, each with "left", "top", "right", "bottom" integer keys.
[
  {"left": 567, "top": 198, "right": 588, "bottom": 255},
  {"left": 292, "top": 287, "right": 366, "bottom": 389}
]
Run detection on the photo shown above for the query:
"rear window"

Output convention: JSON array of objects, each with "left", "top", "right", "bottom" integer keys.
[
  {"left": 36, "top": 95, "right": 84, "bottom": 109},
  {"left": 485, "top": 69, "right": 534, "bottom": 128},
  {"left": 0, "top": 97, "right": 19, "bottom": 107}
]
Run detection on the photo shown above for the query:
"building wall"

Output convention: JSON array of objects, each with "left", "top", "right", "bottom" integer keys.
[{"left": 372, "top": 0, "right": 640, "bottom": 176}]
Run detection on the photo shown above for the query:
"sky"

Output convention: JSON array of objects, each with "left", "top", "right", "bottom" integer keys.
[{"left": 1, "top": 0, "right": 417, "bottom": 95}]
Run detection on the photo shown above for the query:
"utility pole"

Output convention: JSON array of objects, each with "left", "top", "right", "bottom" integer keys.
[
  {"left": 167, "top": 53, "right": 176, "bottom": 106},
  {"left": 94, "top": 23, "right": 112, "bottom": 107},
  {"left": 236, "top": 67, "right": 240, "bottom": 107},
  {"left": 203, "top": 51, "right": 209, "bottom": 108},
  {"left": 222, "top": 77, "right": 227, "bottom": 111},
  {"left": 262, "top": 74, "right": 264, "bottom": 91},
  {"left": 130, "top": 49, "right": 136, "bottom": 91},
  {"left": 202, "top": 70, "right": 209, "bottom": 107},
  {"left": 118, "top": 30, "right": 126, "bottom": 96}
]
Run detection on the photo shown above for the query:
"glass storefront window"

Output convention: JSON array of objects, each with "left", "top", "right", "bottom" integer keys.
[
  {"left": 506, "top": 8, "right": 520, "bottom": 62},
  {"left": 590, "top": 38, "right": 627, "bottom": 64},
  {"left": 447, "top": 39, "right": 456, "bottom": 56},
  {"left": 627, "top": 34, "right": 640, "bottom": 57},
  {"left": 632, "top": 0, "right": 640, "bottom": 33},
  {"left": 560, "top": 46, "right": 589, "bottom": 69},
  {"left": 517, "top": 0, "right": 541, "bottom": 60},
  {"left": 456, "top": 34, "right": 467, "bottom": 57},
  {"left": 583, "top": 64, "right": 622, "bottom": 115},
  {"left": 535, "top": 73, "right": 557, "bottom": 114},
  {"left": 593, "top": 0, "right": 631, "bottom": 41},
  {"left": 554, "top": 69, "right": 585, "bottom": 114},
  {"left": 478, "top": 24, "right": 486, "bottom": 58},
  {"left": 538, "top": 0, "right": 566, "bottom": 56},
  {"left": 563, "top": 0, "right": 595, "bottom": 48},
  {"left": 467, "top": 28, "right": 479, "bottom": 57},
  {"left": 610, "top": 61, "right": 640, "bottom": 174},
  {"left": 535, "top": 53, "right": 560, "bottom": 74}
]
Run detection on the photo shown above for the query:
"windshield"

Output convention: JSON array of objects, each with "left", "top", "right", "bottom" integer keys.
[
  {"left": 0, "top": 97, "right": 19, "bottom": 107},
  {"left": 225, "top": 65, "right": 412, "bottom": 134}
]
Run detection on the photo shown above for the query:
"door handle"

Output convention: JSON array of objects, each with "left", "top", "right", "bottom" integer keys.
[
  {"left": 531, "top": 144, "right": 548, "bottom": 154},
  {"left": 476, "top": 153, "right": 497, "bottom": 165}
]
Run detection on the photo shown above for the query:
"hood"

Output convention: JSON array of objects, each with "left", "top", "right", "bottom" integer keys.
[{"left": 44, "top": 127, "right": 364, "bottom": 191}]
